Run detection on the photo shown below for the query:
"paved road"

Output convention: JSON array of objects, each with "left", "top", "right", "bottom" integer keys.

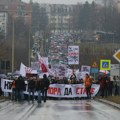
[{"left": 0, "top": 100, "right": 119, "bottom": 120}]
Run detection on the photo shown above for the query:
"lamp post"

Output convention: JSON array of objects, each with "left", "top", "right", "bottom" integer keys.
[
  {"left": 28, "top": 27, "right": 31, "bottom": 67},
  {"left": 12, "top": 17, "right": 15, "bottom": 72}
]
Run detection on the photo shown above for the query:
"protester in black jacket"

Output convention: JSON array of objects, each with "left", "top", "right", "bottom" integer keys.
[
  {"left": 35, "top": 78, "right": 44, "bottom": 103},
  {"left": 16, "top": 76, "right": 25, "bottom": 101},
  {"left": 42, "top": 74, "right": 50, "bottom": 102},
  {"left": 28, "top": 77, "right": 35, "bottom": 102}
]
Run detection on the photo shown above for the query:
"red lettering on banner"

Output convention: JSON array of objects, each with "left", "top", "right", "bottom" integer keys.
[
  {"left": 76, "top": 87, "right": 95, "bottom": 94},
  {"left": 76, "top": 87, "right": 85, "bottom": 94},
  {"left": 80, "top": 88, "right": 84, "bottom": 94},
  {"left": 68, "top": 52, "right": 79, "bottom": 56},
  {"left": 48, "top": 87, "right": 61, "bottom": 95},
  {"left": 90, "top": 88, "right": 95, "bottom": 94},
  {"left": 83, "top": 88, "right": 86, "bottom": 94},
  {"left": 25, "top": 67, "right": 32, "bottom": 73},
  {"left": 76, "top": 87, "right": 79, "bottom": 94}
]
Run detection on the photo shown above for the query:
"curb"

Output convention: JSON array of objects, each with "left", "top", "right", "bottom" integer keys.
[
  {"left": 0, "top": 99, "right": 6, "bottom": 103},
  {"left": 97, "top": 99, "right": 120, "bottom": 109}
]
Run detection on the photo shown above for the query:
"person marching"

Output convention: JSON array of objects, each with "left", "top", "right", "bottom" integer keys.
[
  {"left": 15, "top": 76, "right": 25, "bottom": 102},
  {"left": 11, "top": 77, "right": 17, "bottom": 100},
  {"left": 84, "top": 73, "right": 92, "bottom": 100},
  {"left": 28, "top": 77, "right": 35, "bottom": 103},
  {"left": 35, "top": 78, "right": 44, "bottom": 103},
  {"left": 42, "top": 74, "right": 50, "bottom": 103},
  {"left": 70, "top": 73, "right": 77, "bottom": 84}
]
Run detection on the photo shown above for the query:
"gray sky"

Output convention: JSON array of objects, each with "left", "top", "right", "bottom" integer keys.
[{"left": 22, "top": 0, "right": 94, "bottom": 4}]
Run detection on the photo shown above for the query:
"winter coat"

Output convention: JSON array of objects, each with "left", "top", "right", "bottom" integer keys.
[
  {"left": 28, "top": 79, "right": 35, "bottom": 90},
  {"left": 35, "top": 80, "right": 45, "bottom": 91},
  {"left": 42, "top": 78, "right": 50, "bottom": 90}
]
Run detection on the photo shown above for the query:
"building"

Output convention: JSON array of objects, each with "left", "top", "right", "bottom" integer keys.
[
  {"left": 0, "top": 12, "right": 8, "bottom": 39},
  {"left": 39, "top": 4, "right": 74, "bottom": 33},
  {"left": 0, "top": 0, "right": 32, "bottom": 72},
  {"left": 0, "top": 0, "right": 32, "bottom": 39}
]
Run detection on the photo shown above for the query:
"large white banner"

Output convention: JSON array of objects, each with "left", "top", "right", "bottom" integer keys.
[
  {"left": 1, "top": 79, "right": 100, "bottom": 98},
  {"left": 48, "top": 84, "right": 100, "bottom": 97},
  {"left": 68, "top": 46, "right": 79, "bottom": 65}
]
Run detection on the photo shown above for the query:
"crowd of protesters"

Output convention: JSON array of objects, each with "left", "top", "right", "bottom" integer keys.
[
  {"left": 49, "top": 73, "right": 119, "bottom": 98},
  {"left": 98, "top": 75, "right": 119, "bottom": 97},
  {"left": 0, "top": 73, "right": 119, "bottom": 103},
  {"left": 10, "top": 74, "right": 50, "bottom": 103}
]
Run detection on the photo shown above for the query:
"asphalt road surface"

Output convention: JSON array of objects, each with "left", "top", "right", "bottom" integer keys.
[{"left": 0, "top": 100, "right": 119, "bottom": 120}]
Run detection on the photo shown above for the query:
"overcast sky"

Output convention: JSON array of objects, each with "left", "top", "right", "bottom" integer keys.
[{"left": 22, "top": 0, "right": 94, "bottom": 4}]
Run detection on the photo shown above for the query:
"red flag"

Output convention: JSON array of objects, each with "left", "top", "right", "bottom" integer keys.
[
  {"left": 41, "top": 63, "right": 48, "bottom": 72},
  {"left": 37, "top": 52, "right": 48, "bottom": 73}
]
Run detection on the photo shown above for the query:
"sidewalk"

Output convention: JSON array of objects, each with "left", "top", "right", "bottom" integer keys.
[
  {"left": 96, "top": 96, "right": 120, "bottom": 109},
  {"left": 0, "top": 96, "right": 8, "bottom": 102}
]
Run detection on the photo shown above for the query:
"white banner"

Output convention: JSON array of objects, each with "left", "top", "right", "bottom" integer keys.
[
  {"left": 57, "top": 65, "right": 66, "bottom": 79},
  {"left": 81, "top": 65, "right": 91, "bottom": 74},
  {"left": 48, "top": 84, "right": 100, "bottom": 97},
  {"left": 68, "top": 46, "right": 79, "bottom": 65},
  {"left": 20, "top": 63, "right": 37, "bottom": 77},
  {"left": 1, "top": 79, "right": 100, "bottom": 98}
]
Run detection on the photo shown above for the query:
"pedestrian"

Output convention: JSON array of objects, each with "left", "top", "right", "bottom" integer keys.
[
  {"left": 99, "top": 75, "right": 107, "bottom": 98},
  {"left": 84, "top": 73, "right": 92, "bottom": 100},
  {"left": 114, "top": 82, "right": 119, "bottom": 96},
  {"left": 16, "top": 76, "right": 25, "bottom": 101},
  {"left": 107, "top": 78, "right": 113, "bottom": 96},
  {"left": 11, "top": 77, "right": 17, "bottom": 100},
  {"left": 28, "top": 77, "right": 35, "bottom": 103},
  {"left": 42, "top": 74, "right": 50, "bottom": 103},
  {"left": 70, "top": 73, "right": 77, "bottom": 84},
  {"left": 35, "top": 78, "right": 44, "bottom": 103}
]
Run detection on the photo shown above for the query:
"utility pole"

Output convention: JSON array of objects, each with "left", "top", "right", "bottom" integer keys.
[{"left": 12, "top": 17, "right": 15, "bottom": 73}]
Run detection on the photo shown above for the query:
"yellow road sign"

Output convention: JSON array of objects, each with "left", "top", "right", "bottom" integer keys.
[
  {"left": 91, "top": 61, "right": 98, "bottom": 68},
  {"left": 113, "top": 49, "right": 120, "bottom": 63}
]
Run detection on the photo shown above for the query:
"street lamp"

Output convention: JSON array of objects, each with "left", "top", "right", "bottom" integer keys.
[
  {"left": 28, "top": 26, "right": 31, "bottom": 67},
  {"left": 12, "top": 16, "right": 15, "bottom": 72}
]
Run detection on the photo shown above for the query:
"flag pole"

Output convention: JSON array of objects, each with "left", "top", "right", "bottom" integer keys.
[{"left": 72, "top": 65, "right": 74, "bottom": 75}]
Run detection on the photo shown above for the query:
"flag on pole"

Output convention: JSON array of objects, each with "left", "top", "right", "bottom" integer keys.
[
  {"left": 20, "top": 63, "right": 26, "bottom": 77},
  {"left": 20, "top": 62, "right": 37, "bottom": 77},
  {"left": 37, "top": 52, "right": 48, "bottom": 73}
]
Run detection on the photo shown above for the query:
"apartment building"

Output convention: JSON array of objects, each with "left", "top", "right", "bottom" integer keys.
[
  {"left": 0, "top": 12, "right": 8, "bottom": 39},
  {"left": 39, "top": 4, "right": 74, "bottom": 33},
  {"left": 0, "top": 0, "right": 32, "bottom": 40}
]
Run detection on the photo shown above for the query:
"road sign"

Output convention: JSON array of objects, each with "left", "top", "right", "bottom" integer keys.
[
  {"left": 91, "top": 68, "right": 99, "bottom": 73},
  {"left": 91, "top": 61, "right": 98, "bottom": 68},
  {"left": 100, "top": 60, "right": 111, "bottom": 70},
  {"left": 113, "top": 49, "right": 120, "bottom": 63}
]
